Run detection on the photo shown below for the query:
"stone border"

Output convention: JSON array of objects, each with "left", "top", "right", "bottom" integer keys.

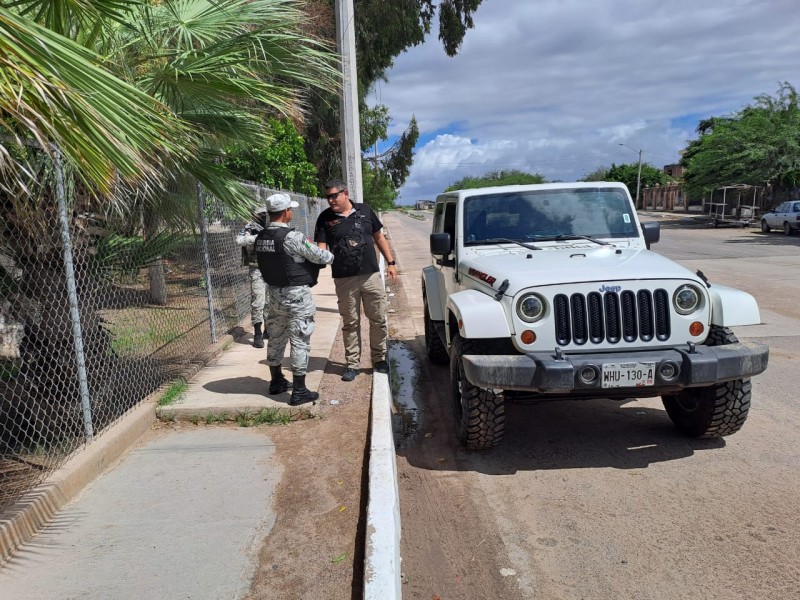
[{"left": 363, "top": 372, "right": 402, "bottom": 599}]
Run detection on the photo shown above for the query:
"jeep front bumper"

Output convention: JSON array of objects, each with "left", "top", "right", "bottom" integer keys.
[{"left": 461, "top": 341, "right": 769, "bottom": 394}]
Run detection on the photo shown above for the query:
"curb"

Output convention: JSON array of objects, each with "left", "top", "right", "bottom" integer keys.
[
  {"left": 363, "top": 372, "right": 402, "bottom": 598},
  {"left": 0, "top": 326, "right": 242, "bottom": 566}
]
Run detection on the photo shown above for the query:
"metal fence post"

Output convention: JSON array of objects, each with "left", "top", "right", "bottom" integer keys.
[
  {"left": 197, "top": 183, "right": 218, "bottom": 344},
  {"left": 53, "top": 147, "right": 94, "bottom": 442}
]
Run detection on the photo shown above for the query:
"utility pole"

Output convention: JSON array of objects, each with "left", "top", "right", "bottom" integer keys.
[
  {"left": 619, "top": 143, "right": 644, "bottom": 209},
  {"left": 635, "top": 148, "right": 643, "bottom": 209},
  {"left": 335, "top": 0, "right": 364, "bottom": 203}
]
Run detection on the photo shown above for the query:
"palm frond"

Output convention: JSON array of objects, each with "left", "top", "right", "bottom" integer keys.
[
  {"left": 5, "top": 0, "right": 140, "bottom": 43},
  {"left": 0, "top": 7, "right": 195, "bottom": 194},
  {"left": 92, "top": 229, "right": 188, "bottom": 281},
  {"left": 117, "top": 0, "right": 339, "bottom": 121}
]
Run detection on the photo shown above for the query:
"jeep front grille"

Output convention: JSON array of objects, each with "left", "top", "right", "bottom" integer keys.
[{"left": 554, "top": 289, "right": 671, "bottom": 346}]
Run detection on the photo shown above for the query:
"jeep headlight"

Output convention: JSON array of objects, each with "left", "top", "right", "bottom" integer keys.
[
  {"left": 517, "top": 293, "right": 547, "bottom": 323},
  {"left": 673, "top": 284, "right": 702, "bottom": 315}
]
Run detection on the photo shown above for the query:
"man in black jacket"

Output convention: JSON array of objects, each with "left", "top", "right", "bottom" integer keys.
[
  {"left": 314, "top": 179, "right": 397, "bottom": 382},
  {"left": 256, "top": 193, "right": 334, "bottom": 405}
]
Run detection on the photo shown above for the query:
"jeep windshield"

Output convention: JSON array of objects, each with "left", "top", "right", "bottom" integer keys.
[{"left": 463, "top": 188, "right": 639, "bottom": 246}]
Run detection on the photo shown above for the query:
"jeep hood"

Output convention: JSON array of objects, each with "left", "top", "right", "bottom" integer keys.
[{"left": 459, "top": 246, "right": 703, "bottom": 296}]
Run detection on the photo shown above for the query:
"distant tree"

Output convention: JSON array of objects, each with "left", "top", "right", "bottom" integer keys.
[
  {"left": 224, "top": 118, "right": 320, "bottom": 197},
  {"left": 599, "top": 163, "right": 669, "bottom": 198},
  {"left": 682, "top": 82, "right": 800, "bottom": 199},
  {"left": 362, "top": 107, "right": 420, "bottom": 195},
  {"left": 362, "top": 162, "right": 399, "bottom": 210},
  {"left": 581, "top": 168, "right": 609, "bottom": 182},
  {"left": 445, "top": 169, "right": 547, "bottom": 191}
]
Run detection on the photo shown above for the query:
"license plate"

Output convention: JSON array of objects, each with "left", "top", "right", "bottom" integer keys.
[{"left": 601, "top": 362, "right": 655, "bottom": 388}]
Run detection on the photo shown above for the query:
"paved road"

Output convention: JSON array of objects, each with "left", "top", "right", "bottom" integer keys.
[{"left": 386, "top": 211, "right": 800, "bottom": 600}]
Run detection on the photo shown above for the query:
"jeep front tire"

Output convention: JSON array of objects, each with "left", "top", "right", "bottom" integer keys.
[
  {"left": 450, "top": 334, "right": 505, "bottom": 449},
  {"left": 661, "top": 326, "right": 751, "bottom": 438},
  {"left": 424, "top": 298, "right": 449, "bottom": 365}
]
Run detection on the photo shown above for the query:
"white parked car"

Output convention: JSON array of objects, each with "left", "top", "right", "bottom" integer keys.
[
  {"left": 422, "top": 182, "right": 769, "bottom": 450},
  {"left": 761, "top": 200, "right": 800, "bottom": 235}
]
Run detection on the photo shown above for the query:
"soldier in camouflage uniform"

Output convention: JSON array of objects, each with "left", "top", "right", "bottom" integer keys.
[
  {"left": 255, "top": 193, "right": 334, "bottom": 405},
  {"left": 236, "top": 207, "right": 268, "bottom": 348}
]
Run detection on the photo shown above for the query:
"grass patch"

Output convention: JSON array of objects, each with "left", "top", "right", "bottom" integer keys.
[
  {"left": 158, "top": 378, "right": 188, "bottom": 406},
  {"left": 105, "top": 307, "right": 206, "bottom": 356},
  {"left": 222, "top": 339, "right": 233, "bottom": 351},
  {"left": 204, "top": 412, "right": 228, "bottom": 424},
  {"left": 252, "top": 407, "right": 292, "bottom": 425},
  {"left": 235, "top": 412, "right": 252, "bottom": 427},
  {"left": 232, "top": 407, "right": 315, "bottom": 427}
]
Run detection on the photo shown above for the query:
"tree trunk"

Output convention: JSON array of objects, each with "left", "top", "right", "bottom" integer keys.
[{"left": 144, "top": 210, "right": 167, "bottom": 305}]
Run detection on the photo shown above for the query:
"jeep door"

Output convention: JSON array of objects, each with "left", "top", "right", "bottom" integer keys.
[{"left": 430, "top": 199, "right": 458, "bottom": 315}]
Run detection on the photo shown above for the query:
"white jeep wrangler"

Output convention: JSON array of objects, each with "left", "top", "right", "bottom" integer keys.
[{"left": 422, "top": 182, "right": 769, "bottom": 450}]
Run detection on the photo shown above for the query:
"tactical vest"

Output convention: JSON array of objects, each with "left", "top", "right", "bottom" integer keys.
[{"left": 255, "top": 226, "right": 318, "bottom": 287}]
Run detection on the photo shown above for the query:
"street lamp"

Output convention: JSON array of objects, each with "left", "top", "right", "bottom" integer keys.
[{"left": 619, "top": 143, "right": 643, "bottom": 209}]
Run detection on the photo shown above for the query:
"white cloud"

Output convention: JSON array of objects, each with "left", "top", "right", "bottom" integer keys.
[{"left": 366, "top": 0, "right": 800, "bottom": 203}]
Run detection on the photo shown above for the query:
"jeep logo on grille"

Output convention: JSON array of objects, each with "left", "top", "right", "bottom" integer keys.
[{"left": 599, "top": 285, "right": 622, "bottom": 293}]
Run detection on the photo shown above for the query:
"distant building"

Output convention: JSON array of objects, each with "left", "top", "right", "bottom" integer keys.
[
  {"left": 415, "top": 200, "right": 435, "bottom": 210},
  {"left": 663, "top": 163, "right": 685, "bottom": 179}
]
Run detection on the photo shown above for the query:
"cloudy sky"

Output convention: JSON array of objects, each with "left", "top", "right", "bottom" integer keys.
[{"left": 367, "top": 0, "right": 799, "bottom": 204}]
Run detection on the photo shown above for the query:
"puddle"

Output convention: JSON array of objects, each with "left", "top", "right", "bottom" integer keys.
[{"left": 387, "top": 341, "right": 421, "bottom": 446}]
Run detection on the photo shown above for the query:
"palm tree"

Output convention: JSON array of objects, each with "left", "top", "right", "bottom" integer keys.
[
  {"left": 0, "top": 0, "right": 339, "bottom": 449},
  {"left": 100, "top": 0, "right": 339, "bottom": 302}
]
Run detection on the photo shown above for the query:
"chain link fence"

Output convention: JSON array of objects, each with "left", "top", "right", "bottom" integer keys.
[{"left": 0, "top": 175, "right": 324, "bottom": 514}]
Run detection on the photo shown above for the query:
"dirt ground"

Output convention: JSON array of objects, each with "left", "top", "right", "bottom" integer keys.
[{"left": 245, "top": 326, "right": 372, "bottom": 600}]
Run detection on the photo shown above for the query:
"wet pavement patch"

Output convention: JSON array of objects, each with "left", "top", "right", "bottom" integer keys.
[{"left": 387, "top": 341, "right": 421, "bottom": 446}]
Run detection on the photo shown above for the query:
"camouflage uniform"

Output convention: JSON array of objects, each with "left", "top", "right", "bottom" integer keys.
[
  {"left": 235, "top": 221, "right": 267, "bottom": 326},
  {"left": 257, "top": 224, "right": 334, "bottom": 376}
]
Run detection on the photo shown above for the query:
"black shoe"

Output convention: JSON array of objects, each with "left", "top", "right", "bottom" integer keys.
[
  {"left": 253, "top": 332, "right": 264, "bottom": 348},
  {"left": 341, "top": 368, "right": 358, "bottom": 382},
  {"left": 269, "top": 379, "right": 290, "bottom": 394},
  {"left": 290, "top": 375, "right": 318, "bottom": 406},
  {"left": 268, "top": 366, "right": 290, "bottom": 394},
  {"left": 290, "top": 388, "right": 318, "bottom": 406},
  {"left": 374, "top": 360, "right": 389, "bottom": 374}
]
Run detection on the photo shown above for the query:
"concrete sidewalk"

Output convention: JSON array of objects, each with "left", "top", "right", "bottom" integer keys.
[
  {"left": 0, "top": 268, "right": 350, "bottom": 598},
  {"left": 157, "top": 268, "right": 342, "bottom": 421}
]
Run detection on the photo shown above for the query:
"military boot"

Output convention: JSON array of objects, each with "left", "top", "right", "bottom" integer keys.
[
  {"left": 252, "top": 323, "right": 265, "bottom": 349},
  {"left": 268, "top": 365, "right": 290, "bottom": 394},
  {"left": 289, "top": 375, "right": 318, "bottom": 406}
]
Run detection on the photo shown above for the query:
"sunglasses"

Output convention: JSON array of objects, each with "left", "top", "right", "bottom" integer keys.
[{"left": 326, "top": 190, "right": 344, "bottom": 200}]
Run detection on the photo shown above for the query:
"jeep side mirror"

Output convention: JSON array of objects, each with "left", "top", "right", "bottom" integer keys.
[
  {"left": 430, "top": 232, "right": 452, "bottom": 256},
  {"left": 641, "top": 221, "right": 660, "bottom": 248}
]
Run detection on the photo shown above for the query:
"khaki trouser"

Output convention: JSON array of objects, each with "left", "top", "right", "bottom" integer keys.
[{"left": 334, "top": 272, "right": 387, "bottom": 368}]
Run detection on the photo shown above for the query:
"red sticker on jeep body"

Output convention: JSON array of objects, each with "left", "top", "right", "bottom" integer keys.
[{"left": 468, "top": 268, "right": 497, "bottom": 286}]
